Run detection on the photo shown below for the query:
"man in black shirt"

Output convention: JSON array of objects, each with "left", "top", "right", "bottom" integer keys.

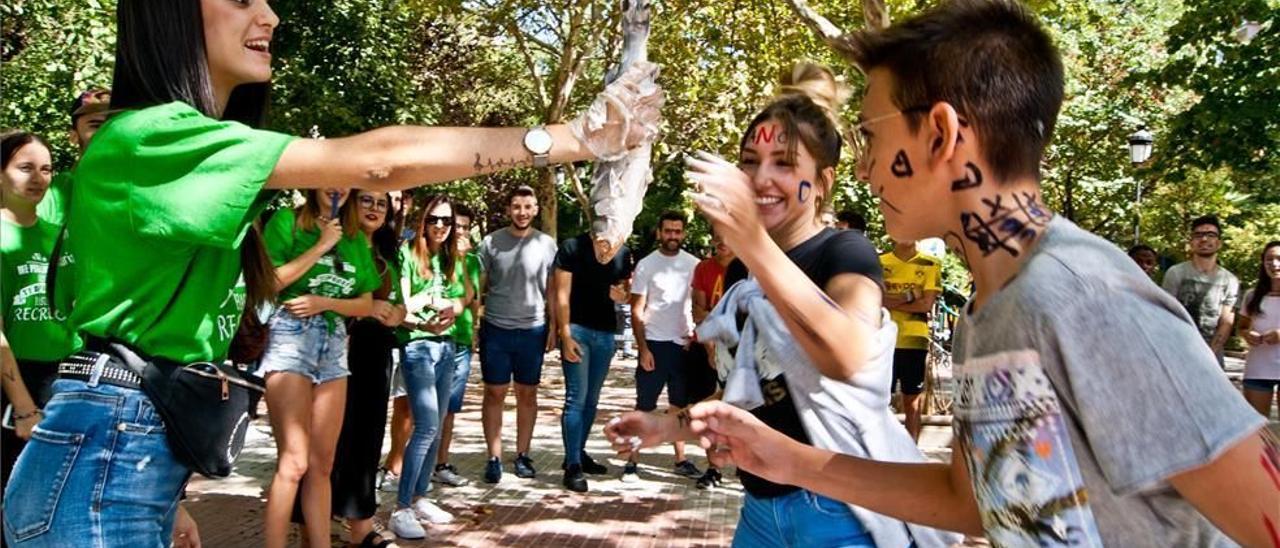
[{"left": 553, "top": 231, "right": 632, "bottom": 492}]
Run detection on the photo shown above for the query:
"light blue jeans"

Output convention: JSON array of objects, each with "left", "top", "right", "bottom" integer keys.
[
  {"left": 560, "top": 324, "right": 615, "bottom": 466},
  {"left": 398, "top": 337, "right": 454, "bottom": 507},
  {"left": 732, "top": 489, "right": 875, "bottom": 548},
  {"left": 4, "top": 379, "right": 190, "bottom": 547}
]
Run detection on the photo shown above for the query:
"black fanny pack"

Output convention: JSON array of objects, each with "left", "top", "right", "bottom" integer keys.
[{"left": 88, "top": 340, "right": 264, "bottom": 478}]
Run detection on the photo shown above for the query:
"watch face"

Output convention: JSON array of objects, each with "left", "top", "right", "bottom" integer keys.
[{"left": 524, "top": 129, "right": 553, "bottom": 155}]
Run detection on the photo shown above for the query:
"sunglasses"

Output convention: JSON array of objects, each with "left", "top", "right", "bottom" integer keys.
[
  {"left": 358, "top": 195, "right": 389, "bottom": 212},
  {"left": 425, "top": 215, "right": 455, "bottom": 227}
]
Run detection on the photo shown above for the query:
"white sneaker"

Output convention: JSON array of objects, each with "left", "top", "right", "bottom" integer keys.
[
  {"left": 378, "top": 469, "right": 400, "bottom": 493},
  {"left": 389, "top": 508, "right": 426, "bottom": 540},
  {"left": 412, "top": 498, "right": 454, "bottom": 524}
]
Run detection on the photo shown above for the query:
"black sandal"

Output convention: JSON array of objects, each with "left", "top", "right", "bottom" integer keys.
[{"left": 357, "top": 531, "right": 398, "bottom": 548}]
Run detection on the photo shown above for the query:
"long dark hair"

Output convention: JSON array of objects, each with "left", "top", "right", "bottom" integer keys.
[
  {"left": 1, "top": 130, "right": 49, "bottom": 169},
  {"left": 353, "top": 189, "right": 401, "bottom": 269},
  {"left": 1246, "top": 240, "right": 1280, "bottom": 317},
  {"left": 111, "top": 0, "right": 275, "bottom": 311},
  {"left": 412, "top": 194, "right": 459, "bottom": 283}
]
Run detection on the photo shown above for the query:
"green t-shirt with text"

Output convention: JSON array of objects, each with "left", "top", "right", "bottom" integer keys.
[
  {"left": 60, "top": 101, "right": 295, "bottom": 363},
  {"left": 1, "top": 217, "right": 79, "bottom": 361},
  {"left": 35, "top": 171, "right": 72, "bottom": 226},
  {"left": 264, "top": 207, "right": 381, "bottom": 326}
]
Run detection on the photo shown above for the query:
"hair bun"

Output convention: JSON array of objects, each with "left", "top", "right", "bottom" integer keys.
[{"left": 778, "top": 62, "right": 851, "bottom": 131}]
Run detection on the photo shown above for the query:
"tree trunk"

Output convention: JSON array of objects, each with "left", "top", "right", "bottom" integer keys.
[
  {"left": 539, "top": 169, "right": 558, "bottom": 238},
  {"left": 1063, "top": 170, "right": 1076, "bottom": 221}
]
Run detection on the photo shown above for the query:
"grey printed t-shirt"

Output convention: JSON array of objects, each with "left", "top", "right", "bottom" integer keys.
[
  {"left": 952, "top": 217, "right": 1262, "bottom": 548},
  {"left": 478, "top": 227, "right": 557, "bottom": 330},
  {"left": 1161, "top": 261, "right": 1240, "bottom": 342}
]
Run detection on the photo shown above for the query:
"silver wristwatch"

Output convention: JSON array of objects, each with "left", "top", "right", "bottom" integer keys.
[{"left": 522, "top": 126, "right": 553, "bottom": 168}]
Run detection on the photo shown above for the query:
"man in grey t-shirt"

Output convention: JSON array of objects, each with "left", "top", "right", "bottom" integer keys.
[
  {"left": 1162, "top": 215, "right": 1240, "bottom": 365},
  {"left": 476, "top": 185, "right": 558, "bottom": 483},
  {"left": 614, "top": 3, "right": 1277, "bottom": 545}
]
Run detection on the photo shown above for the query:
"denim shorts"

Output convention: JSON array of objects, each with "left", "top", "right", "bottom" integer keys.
[
  {"left": 479, "top": 321, "right": 547, "bottom": 386},
  {"left": 447, "top": 345, "right": 473, "bottom": 413},
  {"left": 4, "top": 379, "right": 190, "bottom": 547},
  {"left": 259, "top": 309, "right": 350, "bottom": 384},
  {"left": 732, "top": 489, "right": 874, "bottom": 548}
]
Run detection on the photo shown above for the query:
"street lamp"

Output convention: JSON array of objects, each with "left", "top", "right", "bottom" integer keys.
[{"left": 1128, "top": 126, "right": 1154, "bottom": 245}]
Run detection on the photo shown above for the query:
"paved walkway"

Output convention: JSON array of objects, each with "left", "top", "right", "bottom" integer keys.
[
  {"left": 185, "top": 350, "right": 959, "bottom": 547},
  {"left": 184, "top": 354, "right": 1269, "bottom": 547}
]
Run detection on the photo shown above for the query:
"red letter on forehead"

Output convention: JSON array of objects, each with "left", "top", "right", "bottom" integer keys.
[{"left": 754, "top": 125, "right": 777, "bottom": 144}]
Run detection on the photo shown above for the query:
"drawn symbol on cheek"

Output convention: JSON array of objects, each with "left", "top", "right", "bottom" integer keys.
[
  {"left": 798, "top": 180, "right": 812, "bottom": 203},
  {"left": 890, "top": 150, "right": 913, "bottom": 178},
  {"left": 950, "top": 162, "right": 983, "bottom": 191}
]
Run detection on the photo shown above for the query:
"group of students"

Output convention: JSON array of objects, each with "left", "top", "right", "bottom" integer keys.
[
  {"left": 2, "top": 0, "right": 1279, "bottom": 547},
  {"left": 1127, "top": 216, "right": 1280, "bottom": 419}
]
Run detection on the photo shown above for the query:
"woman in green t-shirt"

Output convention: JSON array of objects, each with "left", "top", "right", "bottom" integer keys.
[
  {"left": 291, "top": 189, "right": 406, "bottom": 547},
  {"left": 388, "top": 194, "right": 474, "bottom": 538},
  {"left": 259, "top": 188, "right": 381, "bottom": 547},
  {"left": 0, "top": 131, "right": 77, "bottom": 492},
  {"left": 2, "top": 2, "right": 660, "bottom": 548}
]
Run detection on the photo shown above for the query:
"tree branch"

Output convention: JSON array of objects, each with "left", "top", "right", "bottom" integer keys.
[
  {"left": 781, "top": 0, "right": 848, "bottom": 45},
  {"left": 562, "top": 162, "right": 593, "bottom": 224},
  {"left": 506, "top": 19, "right": 550, "bottom": 110}
]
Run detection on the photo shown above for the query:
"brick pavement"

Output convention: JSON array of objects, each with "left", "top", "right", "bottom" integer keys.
[
  {"left": 184, "top": 354, "right": 1269, "bottom": 547},
  {"left": 185, "top": 351, "right": 959, "bottom": 547}
]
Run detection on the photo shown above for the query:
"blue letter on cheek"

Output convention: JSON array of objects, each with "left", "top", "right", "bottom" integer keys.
[{"left": 798, "top": 180, "right": 812, "bottom": 203}]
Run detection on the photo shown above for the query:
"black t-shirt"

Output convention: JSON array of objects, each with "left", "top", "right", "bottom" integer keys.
[
  {"left": 554, "top": 233, "right": 633, "bottom": 332},
  {"left": 723, "top": 227, "right": 884, "bottom": 498}
]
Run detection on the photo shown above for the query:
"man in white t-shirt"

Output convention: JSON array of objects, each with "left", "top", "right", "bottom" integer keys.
[{"left": 623, "top": 211, "right": 702, "bottom": 482}]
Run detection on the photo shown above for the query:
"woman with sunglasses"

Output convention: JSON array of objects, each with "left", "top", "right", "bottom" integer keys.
[
  {"left": 388, "top": 194, "right": 472, "bottom": 539},
  {"left": 2, "top": 1, "right": 660, "bottom": 546}
]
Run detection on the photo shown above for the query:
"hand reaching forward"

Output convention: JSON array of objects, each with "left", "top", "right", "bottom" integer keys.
[
  {"left": 568, "top": 61, "right": 664, "bottom": 161},
  {"left": 687, "top": 401, "right": 799, "bottom": 486}
]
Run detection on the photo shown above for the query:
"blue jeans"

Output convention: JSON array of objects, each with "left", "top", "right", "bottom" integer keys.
[
  {"left": 447, "top": 345, "right": 472, "bottom": 413},
  {"left": 732, "top": 490, "right": 875, "bottom": 548},
  {"left": 4, "top": 380, "right": 190, "bottom": 547},
  {"left": 398, "top": 338, "right": 454, "bottom": 507},
  {"left": 560, "top": 324, "right": 615, "bottom": 466}
]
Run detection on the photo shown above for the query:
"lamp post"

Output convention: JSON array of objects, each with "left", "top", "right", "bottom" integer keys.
[{"left": 1128, "top": 126, "right": 1154, "bottom": 245}]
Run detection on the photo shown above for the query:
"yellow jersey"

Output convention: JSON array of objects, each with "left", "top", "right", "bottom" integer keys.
[{"left": 880, "top": 251, "right": 942, "bottom": 349}]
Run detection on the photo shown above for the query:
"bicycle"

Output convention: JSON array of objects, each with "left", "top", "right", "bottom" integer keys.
[{"left": 920, "top": 285, "right": 963, "bottom": 416}]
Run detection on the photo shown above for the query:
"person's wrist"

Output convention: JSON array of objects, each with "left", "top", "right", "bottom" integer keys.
[{"left": 13, "top": 408, "right": 42, "bottom": 421}]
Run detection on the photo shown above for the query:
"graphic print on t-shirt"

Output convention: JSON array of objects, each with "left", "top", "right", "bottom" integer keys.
[
  {"left": 8, "top": 251, "right": 73, "bottom": 323},
  {"left": 1172, "top": 277, "right": 1224, "bottom": 339},
  {"left": 953, "top": 349, "right": 1103, "bottom": 548}
]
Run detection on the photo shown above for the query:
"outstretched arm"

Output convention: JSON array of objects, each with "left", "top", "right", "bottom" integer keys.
[
  {"left": 1168, "top": 427, "right": 1280, "bottom": 547},
  {"left": 267, "top": 62, "right": 662, "bottom": 192},
  {"left": 687, "top": 401, "right": 984, "bottom": 535}
]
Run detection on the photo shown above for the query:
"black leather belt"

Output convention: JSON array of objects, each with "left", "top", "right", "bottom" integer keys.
[{"left": 57, "top": 351, "right": 143, "bottom": 390}]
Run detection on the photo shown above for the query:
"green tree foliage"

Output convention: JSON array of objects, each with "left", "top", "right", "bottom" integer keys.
[
  {"left": 2, "top": 0, "right": 1271, "bottom": 265},
  {"left": 1154, "top": 0, "right": 1280, "bottom": 199},
  {"left": 2, "top": 0, "right": 115, "bottom": 168}
]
